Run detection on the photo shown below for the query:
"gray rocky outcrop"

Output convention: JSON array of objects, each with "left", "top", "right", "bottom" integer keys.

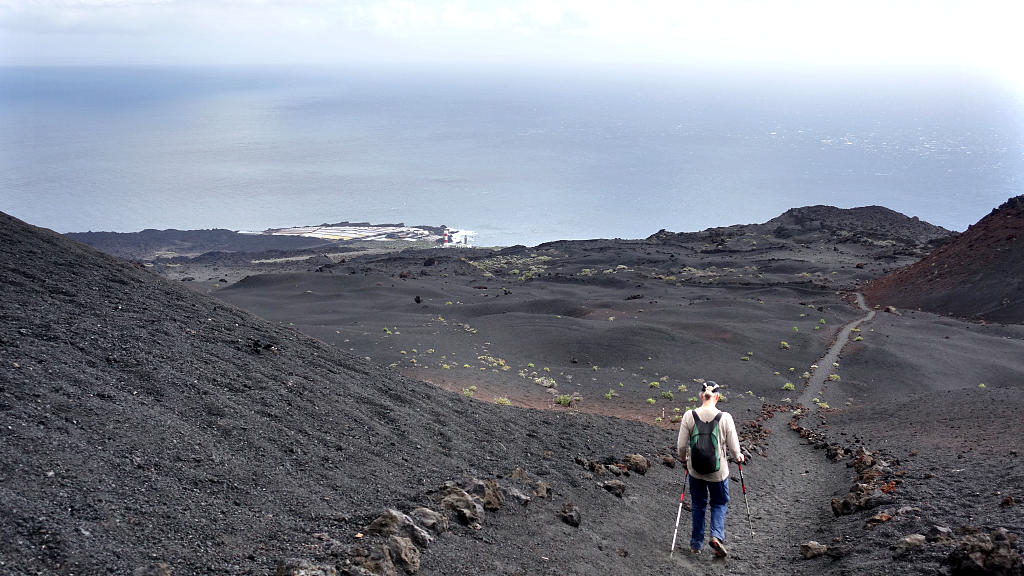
[
  {"left": 276, "top": 559, "right": 338, "bottom": 576},
  {"left": 948, "top": 528, "right": 1023, "bottom": 575},
  {"left": 409, "top": 507, "right": 449, "bottom": 535},
  {"left": 387, "top": 535, "right": 421, "bottom": 574},
  {"left": 365, "top": 509, "right": 433, "bottom": 548},
  {"left": 602, "top": 479, "right": 626, "bottom": 498},
  {"left": 800, "top": 541, "right": 827, "bottom": 559}
]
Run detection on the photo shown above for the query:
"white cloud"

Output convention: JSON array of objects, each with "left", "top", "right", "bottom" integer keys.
[{"left": 1, "top": 0, "right": 1023, "bottom": 91}]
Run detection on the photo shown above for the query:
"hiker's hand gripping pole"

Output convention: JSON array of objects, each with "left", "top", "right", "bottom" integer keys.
[{"left": 669, "top": 469, "right": 688, "bottom": 558}]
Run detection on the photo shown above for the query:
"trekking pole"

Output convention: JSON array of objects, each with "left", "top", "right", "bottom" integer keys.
[
  {"left": 669, "top": 470, "right": 688, "bottom": 558},
  {"left": 737, "top": 462, "right": 754, "bottom": 537}
]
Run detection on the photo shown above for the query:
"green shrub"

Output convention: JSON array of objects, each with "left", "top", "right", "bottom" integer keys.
[
  {"left": 654, "top": 416, "right": 663, "bottom": 423},
  {"left": 646, "top": 398, "right": 656, "bottom": 405},
  {"left": 780, "top": 341, "right": 790, "bottom": 350},
  {"left": 828, "top": 374, "right": 841, "bottom": 381},
  {"left": 495, "top": 397, "right": 512, "bottom": 405},
  {"left": 978, "top": 383, "right": 987, "bottom": 388},
  {"left": 782, "top": 382, "right": 795, "bottom": 391},
  {"left": 649, "top": 381, "right": 660, "bottom": 388},
  {"left": 555, "top": 394, "right": 572, "bottom": 406},
  {"left": 603, "top": 389, "right": 616, "bottom": 400},
  {"left": 661, "top": 391, "right": 674, "bottom": 400},
  {"left": 853, "top": 336, "right": 863, "bottom": 342},
  {"left": 462, "top": 386, "right": 477, "bottom": 397},
  {"left": 670, "top": 414, "right": 682, "bottom": 423}
]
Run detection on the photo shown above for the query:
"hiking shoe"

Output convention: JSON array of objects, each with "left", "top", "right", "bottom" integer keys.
[
  {"left": 709, "top": 537, "right": 727, "bottom": 558},
  {"left": 689, "top": 547, "right": 701, "bottom": 555}
]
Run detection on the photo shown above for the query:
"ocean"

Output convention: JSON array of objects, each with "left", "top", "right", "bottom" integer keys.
[{"left": 1, "top": 65, "right": 1022, "bottom": 246}]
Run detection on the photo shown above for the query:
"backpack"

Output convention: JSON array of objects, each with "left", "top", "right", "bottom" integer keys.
[{"left": 688, "top": 411, "right": 723, "bottom": 475}]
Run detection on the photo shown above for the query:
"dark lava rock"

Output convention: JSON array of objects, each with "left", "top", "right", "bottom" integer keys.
[
  {"left": 602, "top": 480, "right": 626, "bottom": 498},
  {"left": 560, "top": 502, "right": 581, "bottom": 527},
  {"left": 276, "top": 558, "right": 337, "bottom": 576},
  {"left": 365, "top": 509, "right": 433, "bottom": 548},
  {"left": 387, "top": 535, "right": 421, "bottom": 574},
  {"left": 133, "top": 564, "right": 173, "bottom": 576},
  {"left": 948, "top": 528, "right": 1023, "bottom": 575},
  {"left": 625, "top": 454, "right": 650, "bottom": 475},
  {"left": 438, "top": 486, "right": 484, "bottom": 529},
  {"left": 801, "top": 541, "right": 827, "bottom": 559},
  {"left": 464, "top": 478, "right": 504, "bottom": 511},
  {"left": 409, "top": 508, "right": 448, "bottom": 535}
]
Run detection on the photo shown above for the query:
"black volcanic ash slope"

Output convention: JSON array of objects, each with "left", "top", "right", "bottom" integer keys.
[{"left": 0, "top": 212, "right": 668, "bottom": 575}]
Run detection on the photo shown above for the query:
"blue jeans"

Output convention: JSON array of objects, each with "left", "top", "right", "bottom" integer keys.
[{"left": 689, "top": 474, "right": 730, "bottom": 550}]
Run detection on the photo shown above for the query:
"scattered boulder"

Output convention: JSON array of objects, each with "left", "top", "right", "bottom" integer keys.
[
  {"left": 948, "top": 528, "right": 1023, "bottom": 576},
  {"left": 826, "top": 444, "right": 847, "bottom": 461},
  {"left": 865, "top": 512, "right": 892, "bottom": 529},
  {"left": 559, "top": 502, "right": 581, "bottom": 527},
  {"left": 346, "top": 546, "right": 397, "bottom": 576},
  {"left": 276, "top": 559, "right": 337, "bottom": 576},
  {"left": 439, "top": 487, "right": 484, "bottom": 529},
  {"left": 365, "top": 509, "right": 433, "bottom": 548},
  {"left": 885, "top": 306, "right": 901, "bottom": 315},
  {"left": 625, "top": 454, "right": 650, "bottom": 475},
  {"left": 506, "top": 486, "right": 532, "bottom": 506},
  {"left": 801, "top": 541, "right": 828, "bottom": 559},
  {"left": 387, "top": 535, "right": 421, "bottom": 574},
  {"left": 896, "top": 534, "right": 927, "bottom": 555},
  {"left": 533, "top": 480, "right": 552, "bottom": 499},
  {"left": 662, "top": 455, "right": 677, "bottom": 468},
  {"left": 1000, "top": 495, "right": 1015, "bottom": 508},
  {"left": 409, "top": 507, "right": 448, "bottom": 535},
  {"left": 602, "top": 479, "right": 626, "bottom": 498},
  {"left": 133, "top": 564, "right": 172, "bottom": 576},
  {"left": 464, "top": 478, "right": 504, "bottom": 511},
  {"left": 832, "top": 448, "right": 898, "bottom": 515},
  {"left": 928, "top": 525, "right": 954, "bottom": 543}
]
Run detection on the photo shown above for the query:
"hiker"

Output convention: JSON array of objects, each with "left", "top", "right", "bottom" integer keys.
[{"left": 676, "top": 381, "right": 744, "bottom": 557}]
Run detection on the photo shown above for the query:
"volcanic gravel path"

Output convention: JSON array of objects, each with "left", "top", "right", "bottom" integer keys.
[
  {"left": 667, "top": 296, "right": 879, "bottom": 574},
  {"left": 799, "top": 293, "right": 876, "bottom": 406}
]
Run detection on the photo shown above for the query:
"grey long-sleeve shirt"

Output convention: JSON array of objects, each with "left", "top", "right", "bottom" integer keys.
[{"left": 676, "top": 406, "right": 742, "bottom": 483}]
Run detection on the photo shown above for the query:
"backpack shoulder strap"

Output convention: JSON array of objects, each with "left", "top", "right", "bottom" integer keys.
[{"left": 711, "top": 412, "right": 723, "bottom": 424}]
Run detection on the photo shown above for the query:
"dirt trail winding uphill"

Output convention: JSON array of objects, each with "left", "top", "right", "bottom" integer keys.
[
  {"left": 670, "top": 294, "right": 877, "bottom": 574},
  {"left": 799, "top": 293, "right": 876, "bottom": 406}
]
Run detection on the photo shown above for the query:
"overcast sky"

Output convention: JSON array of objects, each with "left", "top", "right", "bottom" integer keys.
[{"left": 2, "top": 1, "right": 1023, "bottom": 86}]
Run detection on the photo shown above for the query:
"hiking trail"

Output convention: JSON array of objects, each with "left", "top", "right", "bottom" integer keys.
[{"left": 668, "top": 292, "right": 877, "bottom": 575}]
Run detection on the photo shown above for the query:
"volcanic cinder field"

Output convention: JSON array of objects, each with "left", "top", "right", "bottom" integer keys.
[{"left": 3, "top": 199, "right": 1023, "bottom": 576}]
